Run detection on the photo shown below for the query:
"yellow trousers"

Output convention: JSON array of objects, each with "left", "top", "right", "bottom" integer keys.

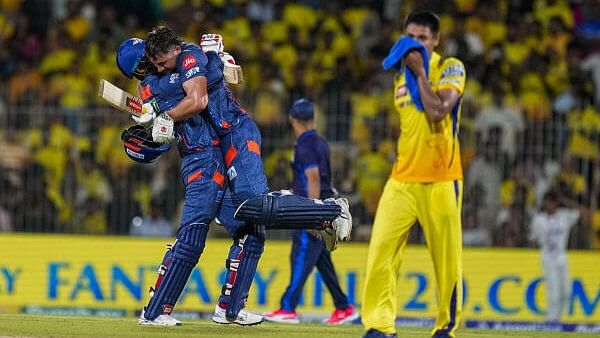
[{"left": 361, "top": 179, "right": 463, "bottom": 337}]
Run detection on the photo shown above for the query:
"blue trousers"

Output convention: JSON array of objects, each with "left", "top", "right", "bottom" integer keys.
[
  {"left": 215, "top": 115, "right": 269, "bottom": 312},
  {"left": 280, "top": 229, "right": 349, "bottom": 311}
]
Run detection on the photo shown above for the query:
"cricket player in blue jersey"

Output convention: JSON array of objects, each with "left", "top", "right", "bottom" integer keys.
[
  {"left": 116, "top": 27, "right": 352, "bottom": 326},
  {"left": 263, "top": 98, "right": 357, "bottom": 325},
  {"left": 117, "top": 37, "right": 258, "bottom": 326}
]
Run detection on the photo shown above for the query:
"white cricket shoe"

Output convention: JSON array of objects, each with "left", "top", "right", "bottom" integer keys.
[
  {"left": 334, "top": 197, "right": 352, "bottom": 242},
  {"left": 212, "top": 305, "right": 263, "bottom": 326},
  {"left": 138, "top": 309, "right": 182, "bottom": 326}
]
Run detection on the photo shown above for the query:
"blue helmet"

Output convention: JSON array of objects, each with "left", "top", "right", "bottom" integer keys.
[
  {"left": 116, "top": 38, "right": 148, "bottom": 79},
  {"left": 121, "top": 125, "right": 171, "bottom": 163}
]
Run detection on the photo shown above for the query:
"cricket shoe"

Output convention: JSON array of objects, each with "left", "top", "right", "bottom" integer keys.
[
  {"left": 263, "top": 309, "right": 300, "bottom": 324},
  {"left": 323, "top": 304, "right": 359, "bottom": 325},
  {"left": 212, "top": 305, "right": 263, "bottom": 326},
  {"left": 321, "top": 197, "right": 352, "bottom": 251},
  {"left": 334, "top": 197, "right": 352, "bottom": 241},
  {"left": 138, "top": 308, "right": 181, "bottom": 326}
]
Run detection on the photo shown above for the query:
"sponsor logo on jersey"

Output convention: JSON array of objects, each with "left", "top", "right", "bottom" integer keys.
[
  {"left": 396, "top": 85, "right": 407, "bottom": 98},
  {"left": 169, "top": 73, "right": 179, "bottom": 84},
  {"left": 441, "top": 64, "right": 465, "bottom": 78},
  {"left": 227, "top": 166, "right": 237, "bottom": 180},
  {"left": 185, "top": 66, "right": 200, "bottom": 78},
  {"left": 183, "top": 55, "right": 197, "bottom": 69}
]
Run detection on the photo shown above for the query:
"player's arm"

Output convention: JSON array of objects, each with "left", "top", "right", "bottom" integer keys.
[
  {"left": 305, "top": 166, "right": 320, "bottom": 199},
  {"left": 164, "top": 76, "right": 209, "bottom": 122},
  {"left": 405, "top": 51, "right": 462, "bottom": 122}
]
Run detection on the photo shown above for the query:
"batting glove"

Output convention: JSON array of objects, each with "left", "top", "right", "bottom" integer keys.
[
  {"left": 132, "top": 101, "right": 158, "bottom": 127},
  {"left": 200, "top": 33, "right": 224, "bottom": 54},
  {"left": 152, "top": 113, "right": 175, "bottom": 144}
]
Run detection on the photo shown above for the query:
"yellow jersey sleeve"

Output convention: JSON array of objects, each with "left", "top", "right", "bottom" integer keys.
[
  {"left": 391, "top": 53, "right": 466, "bottom": 183},
  {"left": 436, "top": 57, "right": 466, "bottom": 94}
]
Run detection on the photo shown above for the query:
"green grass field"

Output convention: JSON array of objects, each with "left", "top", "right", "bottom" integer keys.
[{"left": 0, "top": 315, "right": 599, "bottom": 338}]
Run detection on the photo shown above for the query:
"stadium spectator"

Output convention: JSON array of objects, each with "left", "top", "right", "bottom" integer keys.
[
  {"left": 129, "top": 197, "right": 174, "bottom": 237},
  {"left": 529, "top": 189, "right": 581, "bottom": 323}
]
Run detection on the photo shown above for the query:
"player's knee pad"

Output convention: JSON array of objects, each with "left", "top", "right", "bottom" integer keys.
[
  {"left": 225, "top": 234, "right": 264, "bottom": 321},
  {"left": 144, "top": 223, "right": 208, "bottom": 320},
  {"left": 171, "top": 222, "right": 208, "bottom": 265},
  {"left": 234, "top": 192, "right": 341, "bottom": 229}
]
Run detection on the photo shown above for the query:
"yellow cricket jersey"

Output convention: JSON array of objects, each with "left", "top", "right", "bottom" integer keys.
[{"left": 391, "top": 52, "right": 466, "bottom": 183}]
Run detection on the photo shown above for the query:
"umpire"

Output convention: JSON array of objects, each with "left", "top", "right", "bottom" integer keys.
[{"left": 263, "top": 98, "right": 358, "bottom": 324}]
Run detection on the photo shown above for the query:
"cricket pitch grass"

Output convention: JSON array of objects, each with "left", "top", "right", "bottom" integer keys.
[{"left": 0, "top": 314, "right": 598, "bottom": 338}]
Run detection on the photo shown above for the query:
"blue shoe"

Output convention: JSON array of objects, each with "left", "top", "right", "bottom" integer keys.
[
  {"left": 432, "top": 331, "right": 450, "bottom": 338},
  {"left": 363, "top": 329, "right": 397, "bottom": 338}
]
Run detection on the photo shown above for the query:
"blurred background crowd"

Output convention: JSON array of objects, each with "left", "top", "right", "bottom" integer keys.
[{"left": 0, "top": 0, "right": 599, "bottom": 249}]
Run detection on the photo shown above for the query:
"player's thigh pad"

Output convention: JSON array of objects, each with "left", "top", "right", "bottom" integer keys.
[
  {"left": 216, "top": 188, "right": 246, "bottom": 236},
  {"left": 235, "top": 193, "right": 341, "bottom": 229}
]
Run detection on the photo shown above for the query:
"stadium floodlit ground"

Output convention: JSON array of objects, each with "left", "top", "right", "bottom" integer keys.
[{"left": 1, "top": 315, "right": 599, "bottom": 338}]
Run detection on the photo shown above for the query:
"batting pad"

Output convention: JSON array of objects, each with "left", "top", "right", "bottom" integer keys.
[
  {"left": 225, "top": 234, "right": 264, "bottom": 321},
  {"left": 234, "top": 194, "right": 341, "bottom": 230},
  {"left": 143, "top": 223, "right": 208, "bottom": 320}
]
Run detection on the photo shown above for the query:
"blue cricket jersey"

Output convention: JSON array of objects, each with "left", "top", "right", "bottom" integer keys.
[
  {"left": 203, "top": 51, "right": 246, "bottom": 136},
  {"left": 291, "top": 129, "right": 334, "bottom": 198},
  {"left": 139, "top": 42, "right": 217, "bottom": 155}
]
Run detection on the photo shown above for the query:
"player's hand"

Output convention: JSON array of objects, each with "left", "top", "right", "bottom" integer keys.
[
  {"left": 132, "top": 101, "right": 158, "bottom": 127},
  {"left": 220, "top": 51, "right": 236, "bottom": 65},
  {"left": 200, "top": 33, "right": 224, "bottom": 54},
  {"left": 404, "top": 49, "right": 425, "bottom": 76},
  {"left": 152, "top": 113, "right": 175, "bottom": 144}
]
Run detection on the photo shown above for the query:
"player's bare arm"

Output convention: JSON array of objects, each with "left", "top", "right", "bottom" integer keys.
[
  {"left": 406, "top": 51, "right": 460, "bottom": 123},
  {"left": 304, "top": 167, "right": 320, "bottom": 200},
  {"left": 165, "top": 76, "right": 209, "bottom": 121}
]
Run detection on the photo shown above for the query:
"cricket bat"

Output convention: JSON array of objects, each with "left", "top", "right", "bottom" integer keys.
[
  {"left": 98, "top": 79, "right": 143, "bottom": 116},
  {"left": 224, "top": 63, "right": 244, "bottom": 85}
]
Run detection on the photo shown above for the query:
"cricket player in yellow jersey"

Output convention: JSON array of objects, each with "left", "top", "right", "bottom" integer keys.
[{"left": 361, "top": 11, "right": 466, "bottom": 338}]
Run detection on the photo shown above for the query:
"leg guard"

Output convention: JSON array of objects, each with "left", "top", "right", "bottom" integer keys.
[
  {"left": 218, "top": 237, "right": 245, "bottom": 304},
  {"left": 148, "top": 243, "right": 174, "bottom": 298},
  {"left": 144, "top": 223, "right": 208, "bottom": 320},
  {"left": 234, "top": 193, "right": 341, "bottom": 229},
  {"left": 225, "top": 234, "right": 264, "bottom": 321}
]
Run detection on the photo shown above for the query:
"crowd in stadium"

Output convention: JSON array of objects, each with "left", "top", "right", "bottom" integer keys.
[{"left": 0, "top": 0, "right": 599, "bottom": 249}]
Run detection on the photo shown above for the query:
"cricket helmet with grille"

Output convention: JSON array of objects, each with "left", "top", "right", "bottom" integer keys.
[{"left": 121, "top": 125, "right": 171, "bottom": 163}]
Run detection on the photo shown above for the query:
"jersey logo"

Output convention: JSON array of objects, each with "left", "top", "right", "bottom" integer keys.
[
  {"left": 140, "top": 84, "right": 153, "bottom": 101},
  {"left": 169, "top": 73, "right": 179, "bottom": 83},
  {"left": 183, "top": 55, "right": 197, "bottom": 69}
]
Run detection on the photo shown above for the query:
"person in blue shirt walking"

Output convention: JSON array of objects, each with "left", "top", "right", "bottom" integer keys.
[{"left": 263, "top": 98, "right": 358, "bottom": 325}]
